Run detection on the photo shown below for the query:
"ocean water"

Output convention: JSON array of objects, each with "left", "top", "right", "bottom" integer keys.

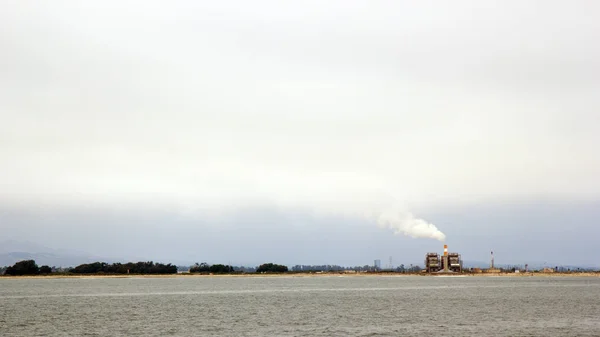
[{"left": 1, "top": 275, "right": 599, "bottom": 336}]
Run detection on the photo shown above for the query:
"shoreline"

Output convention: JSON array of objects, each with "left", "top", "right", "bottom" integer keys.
[{"left": 1, "top": 272, "right": 599, "bottom": 279}]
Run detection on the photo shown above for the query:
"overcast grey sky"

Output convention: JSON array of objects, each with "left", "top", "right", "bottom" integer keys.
[{"left": 1, "top": 1, "right": 599, "bottom": 266}]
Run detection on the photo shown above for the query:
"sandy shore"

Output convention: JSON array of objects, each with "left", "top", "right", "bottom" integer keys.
[{"left": 1, "top": 272, "right": 599, "bottom": 279}]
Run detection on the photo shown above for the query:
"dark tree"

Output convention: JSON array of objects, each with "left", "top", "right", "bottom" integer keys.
[
  {"left": 209, "top": 264, "right": 234, "bottom": 274},
  {"left": 189, "top": 262, "right": 210, "bottom": 273},
  {"left": 39, "top": 265, "right": 52, "bottom": 274},
  {"left": 5, "top": 260, "right": 40, "bottom": 276},
  {"left": 256, "top": 263, "right": 288, "bottom": 273},
  {"left": 72, "top": 262, "right": 108, "bottom": 274}
]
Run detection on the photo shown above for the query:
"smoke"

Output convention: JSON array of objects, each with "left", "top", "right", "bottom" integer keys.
[{"left": 376, "top": 210, "right": 446, "bottom": 242}]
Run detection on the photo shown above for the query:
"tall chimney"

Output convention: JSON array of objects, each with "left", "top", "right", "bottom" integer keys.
[{"left": 443, "top": 244, "right": 449, "bottom": 272}]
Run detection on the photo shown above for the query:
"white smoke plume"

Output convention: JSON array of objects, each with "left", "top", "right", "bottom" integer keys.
[{"left": 376, "top": 210, "right": 446, "bottom": 242}]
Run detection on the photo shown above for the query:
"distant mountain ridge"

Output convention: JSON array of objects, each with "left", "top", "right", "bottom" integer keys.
[{"left": 0, "top": 240, "right": 119, "bottom": 267}]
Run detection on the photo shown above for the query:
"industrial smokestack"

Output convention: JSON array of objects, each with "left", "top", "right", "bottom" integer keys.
[{"left": 443, "top": 244, "right": 449, "bottom": 272}]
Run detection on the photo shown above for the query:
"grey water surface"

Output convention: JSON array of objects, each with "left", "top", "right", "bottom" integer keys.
[{"left": 1, "top": 276, "right": 599, "bottom": 336}]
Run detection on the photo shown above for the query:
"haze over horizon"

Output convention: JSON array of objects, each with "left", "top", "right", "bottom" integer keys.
[{"left": 2, "top": 1, "right": 599, "bottom": 267}]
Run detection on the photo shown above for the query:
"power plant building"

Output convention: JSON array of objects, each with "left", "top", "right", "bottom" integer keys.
[
  {"left": 425, "top": 245, "right": 462, "bottom": 273},
  {"left": 425, "top": 253, "right": 441, "bottom": 273}
]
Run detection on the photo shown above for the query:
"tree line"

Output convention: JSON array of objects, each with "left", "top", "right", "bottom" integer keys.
[
  {"left": 1, "top": 260, "right": 177, "bottom": 275},
  {"left": 290, "top": 264, "right": 422, "bottom": 273},
  {"left": 2, "top": 260, "right": 415, "bottom": 276},
  {"left": 256, "top": 263, "right": 288, "bottom": 273},
  {"left": 72, "top": 261, "right": 177, "bottom": 274},
  {"left": 188, "top": 262, "right": 288, "bottom": 273},
  {"left": 1, "top": 260, "right": 288, "bottom": 275},
  {"left": 3, "top": 260, "right": 52, "bottom": 276},
  {"left": 189, "top": 262, "right": 234, "bottom": 274}
]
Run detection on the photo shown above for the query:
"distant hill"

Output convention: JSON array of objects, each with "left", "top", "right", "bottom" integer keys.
[{"left": 0, "top": 240, "right": 118, "bottom": 267}]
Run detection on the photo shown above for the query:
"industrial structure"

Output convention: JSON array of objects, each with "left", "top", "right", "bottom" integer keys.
[
  {"left": 425, "top": 253, "right": 440, "bottom": 273},
  {"left": 444, "top": 252, "right": 463, "bottom": 272},
  {"left": 484, "top": 249, "right": 501, "bottom": 273},
  {"left": 425, "top": 244, "right": 462, "bottom": 273},
  {"left": 374, "top": 259, "right": 381, "bottom": 270}
]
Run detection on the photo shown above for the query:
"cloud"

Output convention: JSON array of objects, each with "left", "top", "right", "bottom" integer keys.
[{"left": 1, "top": 0, "right": 599, "bottom": 221}]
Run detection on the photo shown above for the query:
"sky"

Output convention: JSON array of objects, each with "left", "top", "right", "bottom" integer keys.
[{"left": 1, "top": 1, "right": 599, "bottom": 267}]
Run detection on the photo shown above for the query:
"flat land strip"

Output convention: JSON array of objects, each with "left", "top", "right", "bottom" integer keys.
[{"left": 1, "top": 272, "right": 599, "bottom": 279}]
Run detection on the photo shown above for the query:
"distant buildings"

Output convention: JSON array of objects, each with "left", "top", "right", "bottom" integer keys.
[{"left": 374, "top": 259, "right": 381, "bottom": 270}]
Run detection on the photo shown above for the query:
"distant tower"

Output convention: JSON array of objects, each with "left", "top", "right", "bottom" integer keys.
[
  {"left": 389, "top": 256, "right": 393, "bottom": 270},
  {"left": 491, "top": 251, "right": 495, "bottom": 269},
  {"left": 443, "top": 244, "right": 449, "bottom": 272}
]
